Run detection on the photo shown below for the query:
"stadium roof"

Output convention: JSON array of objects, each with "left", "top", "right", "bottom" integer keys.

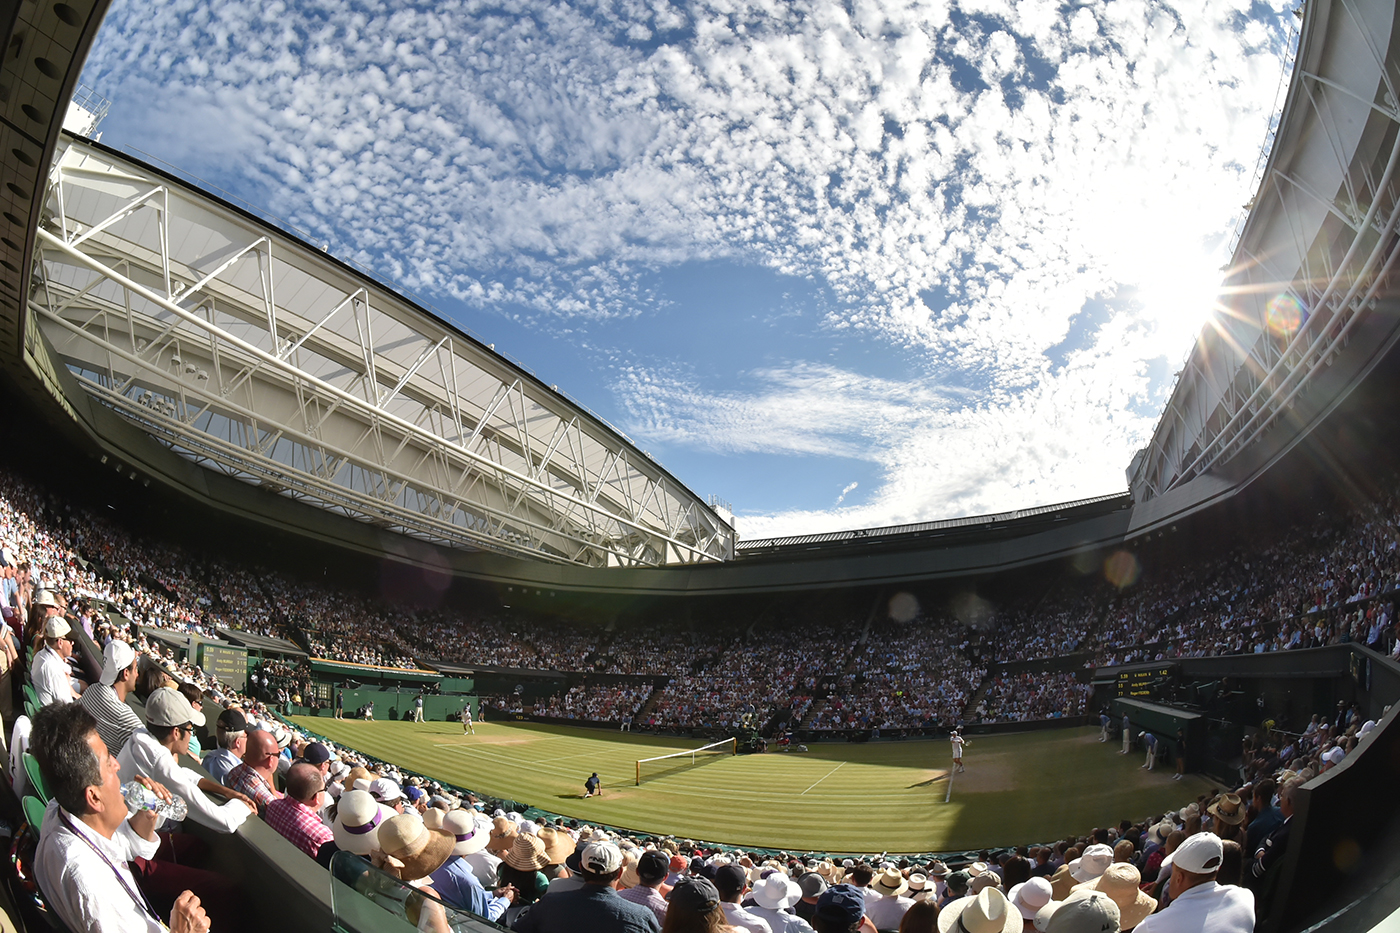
[{"left": 28, "top": 136, "right": 733, "bottom": 569}]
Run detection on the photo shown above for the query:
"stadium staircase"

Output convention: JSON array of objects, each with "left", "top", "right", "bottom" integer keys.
[{"left": 962, "top": 673, "right": 996, "bottom": 721}]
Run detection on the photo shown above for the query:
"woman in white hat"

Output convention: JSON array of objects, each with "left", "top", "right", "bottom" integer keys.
[
  {"left": 332, "top": 789, "right": 393, "bottom": 856},
  {"left": 421, "top": 809, "right": 515, "bottom": 922}
]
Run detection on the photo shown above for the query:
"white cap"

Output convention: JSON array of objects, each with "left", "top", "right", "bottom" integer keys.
[
  {"left": 1172, "top": 832, "right": 1224, "bottom": 874},
  {"left": 145, "top": 687, "right": 206, "bottom": 728},
  {"left": 100, "top": 639, "right": 136, "bottom": 686},
  {"left": 43, "top": 616, "right": 71, "bottom": 639}
]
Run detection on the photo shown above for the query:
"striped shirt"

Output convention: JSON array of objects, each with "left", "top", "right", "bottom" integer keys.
[{"left": 79, "top": 683, "right": 143, "bottom": 756}]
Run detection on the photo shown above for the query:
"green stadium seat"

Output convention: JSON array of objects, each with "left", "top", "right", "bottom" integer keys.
[
  {"left": 23, "top": 700, "right": 37, "bottom": 721},
  {"left": 22, "top": 684, "right": 37, "bottom": 709},
  {"left": 22, "top": 796, "right": 44, "bottom": 839},
  {"left": 22, "top": 753, "right": 48, "bottom": 803}
]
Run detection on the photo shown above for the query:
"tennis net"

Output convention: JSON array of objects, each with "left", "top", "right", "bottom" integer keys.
[{"left": 635, "top": 736, "right": 737, "bottom": 785}]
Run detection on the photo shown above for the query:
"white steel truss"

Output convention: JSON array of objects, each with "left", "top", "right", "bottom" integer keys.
[
  {"left": 29, "top": 138, "right": 734, "bottom": 567},
  {"left": 1129, "top": 0, "right": 1400, "bottom": 501}
]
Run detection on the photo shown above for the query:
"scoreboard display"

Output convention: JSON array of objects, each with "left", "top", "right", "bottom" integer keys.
[
  {"left": 199, "top": 644, "right": 248, "bottom": 691},
  {"left": 1116, "top": 665, "right": 1177, "bottom": 699}
]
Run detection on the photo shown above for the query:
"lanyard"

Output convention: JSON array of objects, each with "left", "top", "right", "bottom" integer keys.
[{"left": 57, "top": 809, "right": 166, "bottom": 930}]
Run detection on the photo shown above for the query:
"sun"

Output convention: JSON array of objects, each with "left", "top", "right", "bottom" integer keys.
[{"left": 1133, "top": 241, "right": 1229, "bottom": 357}]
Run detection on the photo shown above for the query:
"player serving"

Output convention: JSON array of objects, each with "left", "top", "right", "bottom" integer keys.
[
  {"left": 461, "top": 704, "right": 475, "bottom": 735},
  {"left": 950, "top": 728, "right": 968, "bottom": 773}
]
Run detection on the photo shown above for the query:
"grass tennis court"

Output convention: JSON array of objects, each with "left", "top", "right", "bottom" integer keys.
[{"left": 292, "top": 718, "right": 1215, "bottom": 854}]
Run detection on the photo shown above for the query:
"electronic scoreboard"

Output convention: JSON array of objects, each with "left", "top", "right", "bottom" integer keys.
[{"left": 1116, "top": 665, "right": 1177, "bottom": 700}]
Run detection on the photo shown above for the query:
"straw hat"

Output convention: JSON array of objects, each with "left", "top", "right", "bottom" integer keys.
[
  {"left": 1048, "top": 864, "right": 1077, "bottom": 901},
  {"left": 872, "top": 867, "right": 909, "bottom": 898},
  {"left": 333, "top": 790, "right": 391, "bottom": 856},
  {"left": 1207, "top": 793, "right": 1248, "bottom": 826},
  {"left": 937, "top": 887, "right": 1022, "bottom": 933},
  {"left": 1069, "top": 864, "right": 1156, "bottom": 929},
  {"left": 504, "top": 832, "right": 550, "bottom": 871},
  {"left": 377, "top": 813, "right": 455, "bottom": 882},
  {"left": 538, "top": 826, "right": 576, "bottom": 864},
  {"left": 489, "top": 816, "right": 518, "bottom": 853}
]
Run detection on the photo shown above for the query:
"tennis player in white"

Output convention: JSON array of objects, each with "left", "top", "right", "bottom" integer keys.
[{"left": 950, "top": 729, "right": 968, "bottom": 772}]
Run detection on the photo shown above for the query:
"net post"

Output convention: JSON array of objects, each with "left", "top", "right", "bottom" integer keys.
[{"left": 636, "top": 760, "right": 641, "bottom": 786}]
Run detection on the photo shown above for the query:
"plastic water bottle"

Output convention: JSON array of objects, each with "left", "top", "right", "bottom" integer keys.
[{"left": 121, "top": 781, "right": 187, "bottom": 822}]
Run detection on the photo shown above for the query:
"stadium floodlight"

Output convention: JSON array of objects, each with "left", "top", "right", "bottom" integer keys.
[{"left": 635, "top": 736, "right": 737, "bottom": 786}]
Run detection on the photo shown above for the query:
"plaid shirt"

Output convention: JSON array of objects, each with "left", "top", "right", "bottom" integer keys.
[
  {"left": 224, "top": 763, "right": 283, "bottom": 812},
  {"left": 265, "top": 796, "right": 333, "bottom": 859}
]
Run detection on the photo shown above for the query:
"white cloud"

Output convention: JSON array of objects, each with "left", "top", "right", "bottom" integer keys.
[{"left": 80, "top": 0, "right": 1296, "bottom": 533}]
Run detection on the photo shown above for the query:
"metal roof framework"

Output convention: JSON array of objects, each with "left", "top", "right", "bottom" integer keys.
[
  {"left": 1129, "top": 0, "right": 1400, "bottom": 501},
  {"left": 29, "top": 139, "right": 734, "bottom": 568}
]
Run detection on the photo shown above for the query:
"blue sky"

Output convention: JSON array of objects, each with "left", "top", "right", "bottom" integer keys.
[{"left": 78, "top": 0, "right": 1295, "bottom": 538}]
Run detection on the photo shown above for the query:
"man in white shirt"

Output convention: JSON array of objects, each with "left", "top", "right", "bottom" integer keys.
[
  {"left": 865, "top": 869, "right": 915, "bottom": 930},
  {"left": 30, "top": 700, "right": 209, "bottom": 933},
  {"left": 715, "top": 864, "right": 773, "bottom": 933},
  {"left": 1135, "top": 833, "right": 1255, "bottom": 933},
  {"left": 32, "top": 615, "right": 81, "bottom": 707},
  {"left": 117, "top": 688, "right": 257, "bottom": 834}
]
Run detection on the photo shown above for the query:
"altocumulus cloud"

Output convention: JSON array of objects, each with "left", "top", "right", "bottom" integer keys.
[{"left": 81, "top": 0, "right": 1294, "bottom": 535}]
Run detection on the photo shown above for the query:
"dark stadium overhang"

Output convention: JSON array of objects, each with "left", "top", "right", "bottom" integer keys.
[
  {"left": 308, "top": 658, "right": 440, "bottom": 684},
  {"left": 216, "top": 628, "right": 308, "bottom": 660}
]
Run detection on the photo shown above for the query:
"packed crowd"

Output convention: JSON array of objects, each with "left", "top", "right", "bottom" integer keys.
[
  {"left": 536, "top": 682, "right": 655, "bottom": 723},
  {"left": 2, "top": 457, "right": 1400, "bottom": 743},
  {"left": 974, "top": 673, "right": 1094, "bottom": 723},
  {"left": 26, "top": 605, "right": 1361, "bottom": 933}
]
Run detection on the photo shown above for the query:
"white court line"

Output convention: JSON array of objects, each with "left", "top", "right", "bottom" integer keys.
[
  {"left": 945, "top": 767, "right": 955, "bottom": 803},
  {"left": 800, "top": 761, "right": 846, "bottom": 795}
]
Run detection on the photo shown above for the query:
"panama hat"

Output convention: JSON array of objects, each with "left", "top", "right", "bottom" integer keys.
[
  {"left": 872, "top": 867, "right": 910, "bottom": 897},
  {"left": 1208, "top": 793, "right": 1248, "bottom": 826},
  {"left": 504, "top": 832, "right": 550, "bottom": 871},
  {"left": 333, "top": 790, "right": 391, "bottom": 855},
  {"left": 1070, "top": 863, "right": 1155, "bottom": 928},
  {"left": 378, "top": 813, "right": 454, "bottom": 882},
  {"left": 753, "top": 873, "right": 803, "bottom": 909},
  {"left": 432, "top": 808, "right": 491, "bottom": 857},
  {"left": 938, "top": 887, "right": 1022, "bottom": 933}
]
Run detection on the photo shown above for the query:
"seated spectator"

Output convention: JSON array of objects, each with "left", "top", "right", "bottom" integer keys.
[
  {"left": 1135, "top": 834, "right": 1254, "bottom": 932},
  {"left": 117, "top": 688, "right": 256, "bottom": 833},
  {"left": 223, "top": 728, "right": 285, "bottom": 814},
  {"left": 201, "top": 708, "right": 247, "bottom": 785},
  {"left": 661, "top": 875, "right": 727, "bottom": 932},
  {"left": 715, "top": 863, "right": 772, "bottom": 933},
  {"left": 515, "top": 840, "right": 660, "bottom": 933},
  {"left": 30, "top": 702, "right": 210, "bottom": 933},
  {"left": 79, "top": 638, "right": 143, "bottom": 755},
  {"left": 750, "top": 872, "right": 814, "bottom": 933},
  {"left": 264, "top": 762, "right": 337, "bottom": 866},
  {"left": 32, "top": 614, "right": 79, "bottom": 707},
  {"left": 423, "top": 808, "right": 513, "bottom": 921},
  {"left": 618, "top": 849, "right": 672, "bottom": 926}
]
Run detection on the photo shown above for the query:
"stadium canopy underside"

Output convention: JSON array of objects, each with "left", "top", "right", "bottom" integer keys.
[
  {"left": 1128, "top": 0, "right": 1400, "bottom": 507},
  {"left": 22, "top": 138, "right": 732, "bottom": 569}
]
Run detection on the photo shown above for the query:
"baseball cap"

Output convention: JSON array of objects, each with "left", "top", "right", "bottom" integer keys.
[
  {"left": 217, "top": 708, "right": 248, "bottom": 733},
  {"left": 798, "top": 871, "right": 828, "bottom": 898},
  {"left": 815, "top": 883, "right": 865, "bottom": 925},
  {"left": 714, "top": 863, "right": 749, "bottom": 897},
  {"left": 638, "top": 849, "right": 670, "bottom": 883},
  {"left": 43, "top": 616, "right": 71, "bottom": 639},
  {"left": 145, "top": 687, "right": 207, "bottom": 728},
  {"left": 581, "top": 840, "right": 623, "bottom": 874},
  {"left": 670, "top": 876, "right": 720, "bottom": 912},
  {"left": 301, "top": 742, "right": 331, "bottom": 765},
  {"left": 1172, "top": 833, "right": 1224, "bottom": 874},
  {"left": 405, "top": 786, "right": 425, "bottom": 803},
  {"left": 369, "top": 778, "right": 404, "bottom": 803},
  {"left": 99, "top": 639, "right": 136, "bottom": 686}
]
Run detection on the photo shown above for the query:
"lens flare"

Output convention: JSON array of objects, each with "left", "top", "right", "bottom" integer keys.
[
  {"left": 888, "top": 592, "right": 919, "bottom": 623},
  {"left": 1265, "top": 294, "right": 1305, "bottom": 338},
  {"left": 1103, "top": 551, "right": 1141, "bottom": 589}
]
